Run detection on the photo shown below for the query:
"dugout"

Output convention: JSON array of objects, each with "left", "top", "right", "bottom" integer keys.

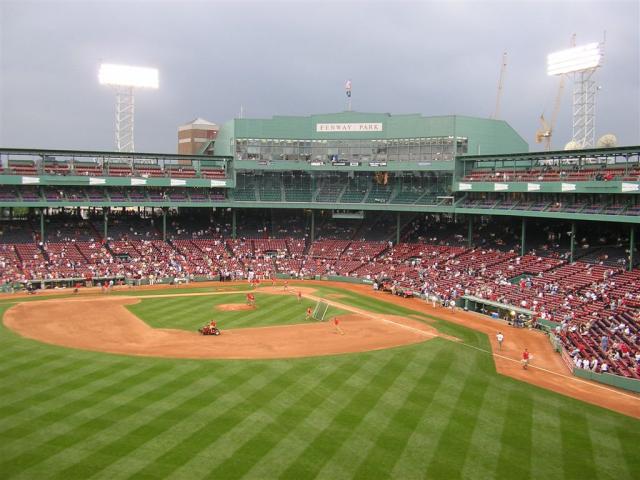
[{"left": 462, "top": 295, "right": 536, "bottom": 326}]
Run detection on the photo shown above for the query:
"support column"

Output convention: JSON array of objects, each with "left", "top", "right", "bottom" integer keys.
[
  {"left": 467, "top": 217, "right": 473, "bottom": 248},
  {"left": 103, "top": 207, "right": 109, "bottom": 240},
  {"left": 521, "top": 217, "right": 526, "bottom": 257},
  {"left": 270, "top": 208, "right": 275, "bottom": 237},
  {"left": 630, "top": 226, "right": 635, "bottom": 271},
  {"left": 310, "top": 210, "right": 315, "bottom": 243},
  {"left": 232, "top": 209, "right": 237, "bottom": 239},
  {"left": 570, "top": 221, "right": 576, "bottom": 263},
  {"left": 39, "top": 209, "right": 45, "bottom": 243},
  {"left": 396, "top": 212, "right": 401, "bottom": 245},
  {"left": 162, "top": 208, "right": 167, "bottom": 242}
]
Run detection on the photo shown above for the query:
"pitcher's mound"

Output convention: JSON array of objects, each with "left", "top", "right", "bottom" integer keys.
[{"left": 217, "top": 303, "right": 254, "bottom": 311}]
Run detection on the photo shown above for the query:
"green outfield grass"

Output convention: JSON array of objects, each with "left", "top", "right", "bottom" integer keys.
[
  {"left": 1, "top": 289, "right": 638, "bottom": 480},
  {"left": 126, "top": 293, "right": 347, "bottom": 330}
]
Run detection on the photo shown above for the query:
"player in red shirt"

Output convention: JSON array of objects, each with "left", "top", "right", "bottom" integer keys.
[
  {"left": 522, "top": 348, "right": 530, "bottom": 369},
  {"left": 306, "top": 307, "right": 313, "bottom": 320},
  {"left": 333, "top": 317, "right": 344, "bottom": 335},
  {"left": 297, "top": 291, "right": 302, "bottom": 302},
  {"left": 246, "top": 292, "right": 256, "bottom": 307}
]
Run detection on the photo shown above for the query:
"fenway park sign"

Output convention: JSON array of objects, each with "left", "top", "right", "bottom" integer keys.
[{"left": 316, "top": 123, "right": 383, "bottom": 132}]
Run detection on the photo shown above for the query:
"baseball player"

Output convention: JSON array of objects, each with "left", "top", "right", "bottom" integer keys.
[
  {"left": 246, "top": 292, "right": 256, "bottom": 307},
  {"left": 306, "top": 307, "right": 313, "bottom": 320},
  {"left": 333, "top": 317, "right": 344, "bottom": 335},
  {"left": 522, "top": 348, "right": 531, "bottom": 369},
  {"left": 496, "top": 331, "right": 504, "bottom": 350}
]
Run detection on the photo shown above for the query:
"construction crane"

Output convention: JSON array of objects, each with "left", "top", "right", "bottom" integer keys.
[
  {"left": 492, "top": 51, "right": 508, "bottom": 119},
  {"left": 536, "top": 34, "right": 576, "bottom": 150},
  {"left": 536, "top": 77, "right": 567, "bottom": 151}
]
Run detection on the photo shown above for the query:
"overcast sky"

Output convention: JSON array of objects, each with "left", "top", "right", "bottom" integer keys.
[{"left": 1, "top": 0, "right": 638, "bottom": 153}]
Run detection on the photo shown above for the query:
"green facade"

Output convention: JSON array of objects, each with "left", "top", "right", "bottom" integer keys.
[{"left": 214, "top": 112, "right": 528, "bottom": 158}]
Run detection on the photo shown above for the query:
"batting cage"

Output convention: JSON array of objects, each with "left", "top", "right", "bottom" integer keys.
[{"left": 312, "top": 301, "right": 329, "bottom": 321}]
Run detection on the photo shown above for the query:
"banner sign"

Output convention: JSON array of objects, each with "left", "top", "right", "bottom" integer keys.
[
  {"left": 621, "top": 182, "right": 639, "bottom": 192},
  {"left": 316, "top": 123, "right": 383, "bottom": 132}
]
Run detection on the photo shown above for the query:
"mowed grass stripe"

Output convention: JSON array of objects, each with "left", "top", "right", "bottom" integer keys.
[
  {"left": 458, "top": 383, "right": 509, "bottom": 480},
  {"left": 616, "top": 424, "right": 640, "bottom": 476},
  {"left": 390, "top": 346, "right": 478, "bottom": 478},
  {"left": 0, "top": 363, "right": 171, "bottom": 474},
  {"left": 48, "top": 363, "right": 267, "bottom": 480},
  {"left": 125, "top": 362, "right": 312, "bottom": 479},
  {"left": 350, "top": 346, "right": 454, "bottom": 480},
  {"left": 529, "top": 407, "right": 565, "bottom": 479},
  {"left": 586, "top": 415, "right": 636, "bottom": 480},
  {"left": 560, "top": 407, "right": 598, "bottom": 478},
  {"left": 279, "top": 348, "right": 422, "bottom": 479},
  {"left": 238, "top": 353, "right": 399, "bottom": 480},
  {"left": 0, "top": 354, "right": 131, "bottom": 402},
  {"left": 312, "top": 349, "right": 439, "bottom": 480},
  {"left": 7, "top": 365, "right": 198, "bottom": 477},
  {"left": 494, "top": 387, "right": 534, "bottom": 479},
  {"left": 0, "top": 351, "right": 66, "bottom": 379},
  {"left": 1, "top": 362, "right": 165, "bottom": 439},
  {"left": 204, "top": 356, "right": 373, "bottom": 479},
  {"left": 15, "top": 363, "right": 216, "bottom": 480},
  {"left": 423, "top": 357, "right": 492, "bottom": 479},
  {"left": 235, "top": 298, "right": 310, "bottom": 328},
  {"left": 0, "top": 358, "right": 133, "bottom": 424}
]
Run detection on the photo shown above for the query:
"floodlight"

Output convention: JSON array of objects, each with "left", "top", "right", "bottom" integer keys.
[
  {"left": 547, "top": 43, "right": 602, "bottom": 76},
  {"left": 98, "top": 64, "right": 159, "bottom": 89},
  {"left": 546, "top": 40, "right": 604, "bottom": 149},
  {"left": 99, "top": 63, "right": 159, "bottom": 152}
]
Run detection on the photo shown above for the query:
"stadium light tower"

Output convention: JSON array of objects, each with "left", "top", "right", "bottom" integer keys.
[
  {"left": 547, "top": 42, "right": 603, "bottom": 149},
  {"left": 99, "top": 64, "right": 159, "bottom": 152}
]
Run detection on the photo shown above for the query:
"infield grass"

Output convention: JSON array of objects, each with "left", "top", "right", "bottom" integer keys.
[
  {"left": 1, "top": 288, "right": 639, "bottom": 480},
  {"left": 127, "top": 293, "right": 347, "bottom": 330}
]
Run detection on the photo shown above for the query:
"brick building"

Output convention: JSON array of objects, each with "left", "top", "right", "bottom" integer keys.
[{"left": 177, "top": 117, "right": 218, "bottom": 155}]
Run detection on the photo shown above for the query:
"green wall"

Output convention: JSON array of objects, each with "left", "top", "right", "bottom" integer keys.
[{"left": 213, "top": 112, "right": 528, "bottom": 156}]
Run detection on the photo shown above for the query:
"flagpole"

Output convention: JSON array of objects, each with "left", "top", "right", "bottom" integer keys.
[{"left": 345, "top": 79, "right": 352, "bottom": 112}]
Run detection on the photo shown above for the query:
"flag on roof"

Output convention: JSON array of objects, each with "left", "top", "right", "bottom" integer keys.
[{"left": 345, "top": 80, "right": 352, "bottom": 98}]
